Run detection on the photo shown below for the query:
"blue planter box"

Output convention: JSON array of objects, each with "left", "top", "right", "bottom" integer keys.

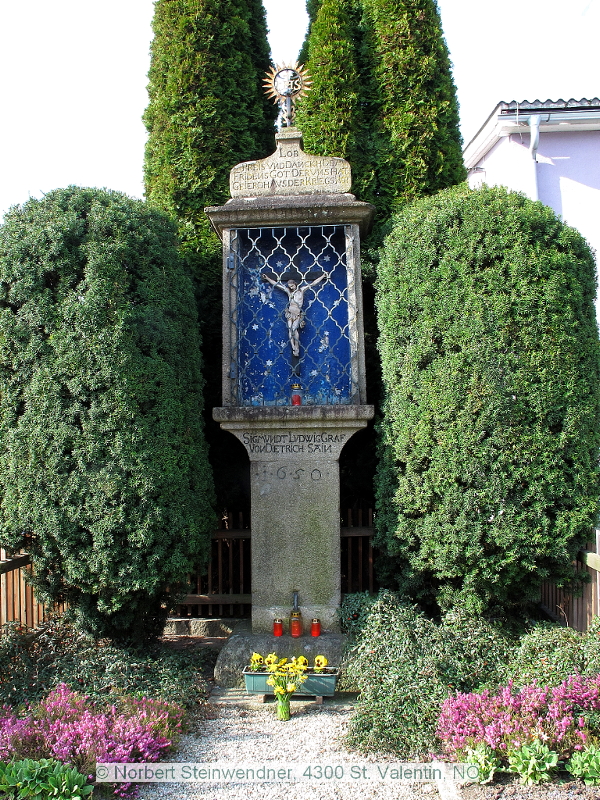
[{"left": 243, "top": 668, "right": 339, "bottom": 697}]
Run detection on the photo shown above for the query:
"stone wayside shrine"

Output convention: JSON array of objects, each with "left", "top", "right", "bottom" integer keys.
[{"left": 207, "top": 65, "right": 374, "bottom": 687}]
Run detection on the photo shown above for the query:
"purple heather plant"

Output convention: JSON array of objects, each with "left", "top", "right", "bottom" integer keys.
[
  {"left": 0, "top": 684, "right": 185, "bottom": 798},
  {"left": 437, "top": 674, "right": 600, "bottom": 760}
]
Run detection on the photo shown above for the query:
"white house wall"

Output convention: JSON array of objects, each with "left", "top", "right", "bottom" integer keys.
[
  {"left": 468, "top": 129, "right": 600, "bottom": 320},
  {"left": 537, "top": 131, "right": 600, "bottom": 262},
  {"left": 468, "top": 133, "right": 535, "bottom": 199}
]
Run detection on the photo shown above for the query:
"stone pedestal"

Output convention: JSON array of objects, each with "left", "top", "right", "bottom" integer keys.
[{"left": 214, "top": 406, "right": 373, "bottom": 633}]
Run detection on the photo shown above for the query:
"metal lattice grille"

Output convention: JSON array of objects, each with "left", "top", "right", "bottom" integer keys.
[{"left": 229, "top": 225, "right": 355, "bottom": 406}]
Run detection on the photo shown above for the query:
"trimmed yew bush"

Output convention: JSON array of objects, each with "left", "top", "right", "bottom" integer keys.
[
  {"left": 375, "top": 184, "right": 600, "bottom": 615},
  {"left": 0, "top": 187, "right": 215, "bottom": 640}
]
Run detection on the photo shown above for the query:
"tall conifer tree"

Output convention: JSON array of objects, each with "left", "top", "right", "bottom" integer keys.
[
  {"left": 144, "top": 0, "right": 277, "bottom": 508},
  {"left": 144, "top": 0, "right": 276, "bottom": 293},
  {"left": 296, "top": 0, "right": 465, "bottom": 243},
  {"left": 363, "top": 0, "right": 465, "bottom": 206},
  {"left": 294, "top": 0, "right": 375, "bottom": 204},
  {"left": 298, "top": 0, "right": 324, "bottom": 64}
]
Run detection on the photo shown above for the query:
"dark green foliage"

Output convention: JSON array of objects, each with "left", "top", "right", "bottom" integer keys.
[
  {"left": 144, "top": 0, "right": 277, "bottom": 308},
  {"left": 338, "top": 590, "right": 376, "bottom": 637},
  {"left": 143, "top": 0, "right": 276, "bottom": 509},
  {"left": 344, "top": 591, "right": 511, "bottom": 756},
  {"left": 0, "top": 187, "right": 215, "bottom": 640},
  {"left": 298, "top": 0, "right": 323, "bottom": 64},
  {"left": 144, "top": 0, "right": 275, "bottom": 281},
  {"left": 507, "top": 618, "right": 600, "bottom": 688},
  {"left": 375, "top": 184, "right": 600, "bottom": 615},
  {"left": 363, "top": 0, "right": 465, "bottom": 208},
  {"left": 143, "top": 0, "right": 275, "bottom": 296},
  {"left": 0, "top": 617, "right": 210, "bottom": 708},
  {"left": 295, "top": 0, "right": 368, "bottom": 195},
  {"left": 296, "top": 0, "right": 465, "bottom": 254}
]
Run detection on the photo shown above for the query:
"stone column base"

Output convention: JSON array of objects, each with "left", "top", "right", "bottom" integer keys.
[{"left": 213, "top": 406, "right": 374, "bottom": 633}]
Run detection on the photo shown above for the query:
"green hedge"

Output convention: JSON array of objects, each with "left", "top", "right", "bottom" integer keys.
[
  {"left": 0, "top": 187, "right": 215, "bottom": 640},
  {"left": 375, "top": 184, "right": 600, "bottom": 615}
]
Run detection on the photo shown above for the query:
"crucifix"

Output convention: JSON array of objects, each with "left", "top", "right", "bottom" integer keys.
[{"left": 261, "top": 267, "right": 326, "bottom": 372}]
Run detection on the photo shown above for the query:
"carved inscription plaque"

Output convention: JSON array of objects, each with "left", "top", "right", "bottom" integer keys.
[
  {"left": 241, "top": 430, "right": 346, "bottom": 457},
  {"left": 230, "top": 133, "right": 351, "bottom": 197}
]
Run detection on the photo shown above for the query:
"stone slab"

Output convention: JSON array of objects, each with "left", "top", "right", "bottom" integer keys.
[
  {"left": 214, "top": 404, "right": 374, "bottom": 428},
  {"left": 205, "top": 192, "right": 375, "bottom": 239},
  {"left": 214, "top": 631, "right": 347, "bottom": 689},
  {"left": 229, "top": 128, "right": 351, "bottom": 197},
  {"left": 213, "top": 406, "right": 375, "bottom": 462}
]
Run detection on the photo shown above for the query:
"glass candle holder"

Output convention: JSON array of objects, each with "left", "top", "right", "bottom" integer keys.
[
  {"left": 290, "top": 611, "right": 302, "bottom": 638},
  {"left": 291, "top": 383, "right": 303, "bottom": 406},
  {"left": 273, "top": 618, "right": 283, "bottom": 637},
  {"left": 311, "top": 618, "right": 321, "bottom": 637}
]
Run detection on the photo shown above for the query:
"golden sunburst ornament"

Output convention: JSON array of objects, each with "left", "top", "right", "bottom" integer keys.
[{"left": 263, "top": 62, "right": 312, "bottom": 104}]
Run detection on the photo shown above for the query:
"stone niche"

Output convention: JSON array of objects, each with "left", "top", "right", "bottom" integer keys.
[{"left": 206, "top": 127, "right": 374, "bottom": 635}]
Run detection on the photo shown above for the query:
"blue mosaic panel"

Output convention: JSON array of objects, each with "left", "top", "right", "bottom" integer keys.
[{"left": 233, "top": 226, "right": 352, "bottom": 405}]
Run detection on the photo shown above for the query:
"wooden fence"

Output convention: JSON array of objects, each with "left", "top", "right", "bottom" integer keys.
[
  {"left": 175, "top": 507, "right": 378, "bottom": 618},
  {"left": 183, "top": 515, "right": 600, "bottom": 629},
  {"left": 540, "top": 530, "right": 600, "bottom": 631},
  {"left": 0, "top": 549, "right": 46, "bottom": 629},
  {"left": 1, "top": 509, "right": 378, "bottom": 628},
  {"left": 10, "top": 516, "right": 599, "bottom": 631}
]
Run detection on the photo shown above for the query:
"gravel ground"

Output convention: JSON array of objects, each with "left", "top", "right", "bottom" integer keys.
[
  {"left": 132, "top": 692, "right": 599, "bottom": 800},
  {"left": 135, "top": 694, "right": 440, "bottom": 800}
]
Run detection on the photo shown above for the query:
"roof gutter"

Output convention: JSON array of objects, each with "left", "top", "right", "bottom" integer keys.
[{"left": 464, "top": 109, "right": 600, "bottom": 169}]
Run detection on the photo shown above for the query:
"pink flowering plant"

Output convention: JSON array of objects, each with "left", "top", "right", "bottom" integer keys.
[
  {"left": 0, "top": 684, "right": 185, "bottom": 797},
  {"left": 437, "top": 674, "right": 600, "bottom": 763}
]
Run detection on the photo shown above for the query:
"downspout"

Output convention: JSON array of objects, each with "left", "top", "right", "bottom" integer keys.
[{"left": 529, "top": 114, "right": 541, "bottom": 201}]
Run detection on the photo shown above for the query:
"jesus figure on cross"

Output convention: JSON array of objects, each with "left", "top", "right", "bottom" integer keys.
[{"left": 261, "top": 272, "right": 326, "bottom": 358}]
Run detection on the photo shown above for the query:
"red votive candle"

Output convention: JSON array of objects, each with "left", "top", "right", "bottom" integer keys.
[
  {"left": 291, "top": 383, "right": 302, "bottom": 406},
  {"left": 273, "top": 618, "right": 283, "bottom": 637},
  {"left": 290, "top": 614, "right": 302, "bottom": 638},
  {"left": 311, "top": 618, "right": 321, "bottom": 637}
]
